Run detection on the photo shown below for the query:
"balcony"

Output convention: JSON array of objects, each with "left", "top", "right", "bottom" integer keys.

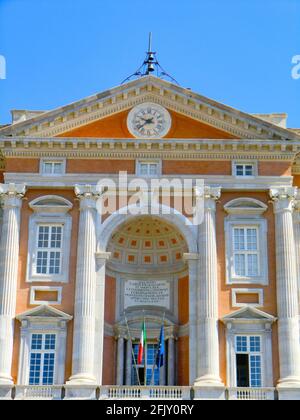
[
  {"left": 0, "top": 385, "right": 277, "bottom": 400},
  {"left": 227, "top": 388, "right": 276, "bottom": 401}
]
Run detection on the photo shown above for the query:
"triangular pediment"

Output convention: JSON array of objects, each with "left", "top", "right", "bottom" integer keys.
[
  {"left": 222, "top": 307, "right": 276, "bottom": 323},
  {"left": 16, "top": 305, "right": 73, "bottom": 321},
  {"left": 0, "top": 76, "right": 299, "bottom": 141}
]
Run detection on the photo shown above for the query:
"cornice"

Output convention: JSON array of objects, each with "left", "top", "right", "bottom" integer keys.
[
  {"left": 1, "top": 137, "right": 299, "bottom": 161},
  {"left": 0, "top": 76, "right": 299, "bottom": 141},
  {"left": 3, "top": 173, "right": 293, "bottom": 192}
]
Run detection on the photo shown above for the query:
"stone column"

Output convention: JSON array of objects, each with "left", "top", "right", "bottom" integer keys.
[
  {"left": 293, "top": 200, "right": 300, "bottom": 301},
  {"left": 183, "top": 253, "right": 199, "bottom": 385},
  {"left": 125, "top": 339, "right": 133, "bottom": 385},
  {"left": 68, "top": 185, "right": 101, "bottom": 385},
  {"left": 0, "top": 183, "right": 25, "bottom": 385},
  {"left": 195, "top": 187, "right": 224, "bottom": 396},
  {"left": 270, "top": 188, "right": 300, "bottom": 398},
  {"left": 167, "top": 336, "right": 176, "bottom": 386},
  {"left": 116, "top": 336, "right": 125, "bottom": 386}
]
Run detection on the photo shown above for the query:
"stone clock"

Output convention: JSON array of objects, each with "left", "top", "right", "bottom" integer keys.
[{"left": 127, "top": 103, "right": 172, "bottom": 138}]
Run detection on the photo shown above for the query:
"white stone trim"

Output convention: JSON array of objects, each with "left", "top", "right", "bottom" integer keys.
[
  {"left": 98, "top": 204, "right": 198, "bottom": 254},
  {"left": 26, "top": 214, "right": 72, "bottom": 283},
  {"left": 16, "top": 306, "right": 72, "bottom": 386},
  {"left": 29, "top": 195, "right": 73, "bottom": 214},
  {"left": 224, "top": 198, "right": 268, "bottom": 216},
  {"left": 1, "top": 137, "right": 300, "bottom": 161},
  {"left": 232, "top": 288, "right": 264, "bottom": 308},
  {"left": 225, "top": 218, "right": 269, "bottom": 285},
  {"left": 0, "top": 76, "right": 298, "bottom": 140},
  {"left": 4, "top": 172, "right": 293, "bottom": 192},
  {"left": 30, "top": 286, "right": 62, "bottom": 306},
  {"left": 222, "top": 308, "right": 276, "bottom": 388}
]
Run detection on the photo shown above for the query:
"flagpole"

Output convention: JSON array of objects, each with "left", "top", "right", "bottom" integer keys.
[
  {"left": 150, "top": 312, "right": 166, "bottom": 386},
  {"left": 143, "top": 312, "right": 147, "bottom": 387},
  {"left": 124, "top": 311, "right": 141, "bottom": 387}
]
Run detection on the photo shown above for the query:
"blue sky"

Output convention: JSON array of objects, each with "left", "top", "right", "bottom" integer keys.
[{"left": 0, "top": 0, "right": 299, "bottom": 128}]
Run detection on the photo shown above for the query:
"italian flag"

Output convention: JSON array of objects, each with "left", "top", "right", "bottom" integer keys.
[{"left": 137, "top": 321, "right": 147, "bottom": 365}]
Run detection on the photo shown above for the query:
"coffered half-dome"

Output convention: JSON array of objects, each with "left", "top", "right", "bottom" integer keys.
[{"left": 107, "top": 216, "right": 188, "bottom": 274}]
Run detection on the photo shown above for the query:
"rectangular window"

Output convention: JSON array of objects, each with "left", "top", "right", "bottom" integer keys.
[
  {"left": 36, "top": 225, "right": 63, "bottom": 276},
  {"left": 137, "top": 161, "right": 160, "bottom": 177},
  {"left": 42, "top": 161, "right": 64, "bottom": 175},
  {"left": 234, "top": 163, "right": 255, "bottom": 177},
  {"left": 235, "top": 336, "right": 262, "bottom": 388},
  {"left": 233, "top": 227, "right": 259, "bottom": 278},
  {"left": 29, "top": 334, "right": 56, "bottom": 386}
]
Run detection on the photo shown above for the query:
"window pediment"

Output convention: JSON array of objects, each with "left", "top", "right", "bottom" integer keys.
[
  {"left": 224, "top": 198, "right": 268, "bottom": 216},
  {"left": 16, "top": 305, "right": 72, "bottom": 322},
  {"left": 222, "top": 307, "right": 276, "bottom": 324},
  {"left": 29, "top": 195, "right": 73, "bottom": 214}
]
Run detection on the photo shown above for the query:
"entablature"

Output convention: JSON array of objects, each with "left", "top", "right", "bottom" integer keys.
[{"left": 1, "top": 137, "right": 300, "bottom": 161}]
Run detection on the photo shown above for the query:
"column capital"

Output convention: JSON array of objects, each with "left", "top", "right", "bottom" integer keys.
[
  {"left": 95, "top": 251, "right": 111, "bottom": 262},
  {"left": 75, "top": 185, "right": 102, "bottom": 211},
  {"left": 183, "top": 252, "right": 199, "bottom": 261},
  {"left": 270, "top": 187, "right": 297, "bottom": 213},
  {"left": 0, "top": 183, "right": 26, "bottom": 208},
  {"left": 195, "top": 186, "right": 221, "bottom": 202},
  {"left": 75, "top": 184, "right": 102, "bottom": 200}
]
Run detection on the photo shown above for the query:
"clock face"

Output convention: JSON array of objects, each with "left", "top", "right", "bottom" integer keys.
[{"left": 127, "top": 103, "right": 172, "bottom": 138}]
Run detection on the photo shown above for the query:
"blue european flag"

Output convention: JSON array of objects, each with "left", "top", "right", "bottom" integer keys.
[{"left": 156, "top": 326, "right": 165, "bottom": 368}]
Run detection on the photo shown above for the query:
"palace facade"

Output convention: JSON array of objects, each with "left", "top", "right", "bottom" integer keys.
[{"left": 0, "top": 76, "right": 300, "bottom": 400}]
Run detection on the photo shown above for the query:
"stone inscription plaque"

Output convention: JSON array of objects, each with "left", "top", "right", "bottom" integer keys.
[{"left": 124, "top": 280, "right": 170, "bottom": 309}]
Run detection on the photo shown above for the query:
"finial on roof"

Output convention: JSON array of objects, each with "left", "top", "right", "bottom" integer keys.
[{"left": 121, "top": 33, "right": 179, "bottom": 85}]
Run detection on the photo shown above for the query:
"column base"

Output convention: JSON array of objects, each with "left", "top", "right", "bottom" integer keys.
[
  {"left": 67, "top": 373, "right": 97, "bottom": 385},
  {"left": 0, "top": 385, "right": 13, "bottom": 400},
  {"left": 277, "top": 387, "right": 300, "bottom": 400},
  {"left": 0, "top": 374, "right": 14, "bottom": 386},
  {"left": 64, "top": 384, "right": 98, "bottom": 400},
  {"left": 194, "top": 386, "right": 226, "bottom": 400},
  {"left": 194, "top": 374, "right": 224, "bottom": 387},
  {"left": 277, "top": 377, "right": 300, "bottom": 400}
]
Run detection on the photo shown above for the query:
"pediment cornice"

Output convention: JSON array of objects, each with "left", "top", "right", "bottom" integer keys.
[
  {"left": 16, "top": 305, "right": 73, "bottom": 321},
  {"left": 0, "top": 76, "right": 299, "bottom": 141},
  {"left": 221, "top": 307, "right": 277, "bottom": 324}
]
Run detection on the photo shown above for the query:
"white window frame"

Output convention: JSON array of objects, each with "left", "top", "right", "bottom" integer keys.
[
  {"left": 136, "top": 160, "right": 162, "bottom": 177},
  {"left": 222, "top": 308, "right": 275, "bottom": 389},
  {"left": 233, "top": 161, "right": 257, "bottom": 178},
  {"left": 40, "top": 158, "right": 66, "bottom": 176},
  {"left": 225, "top": 219, "right": 268, "bottom": 285},
  {"left": 27, "top": 196, "right": 73, "bottom": 283},
  {"left": 16, "top": 306, "right": 72, "bottom": 386}
]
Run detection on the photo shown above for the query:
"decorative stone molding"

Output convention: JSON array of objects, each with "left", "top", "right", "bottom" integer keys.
[
  {"left": 221, "top": 308, "right": 276, "bottom": 389},
  {"left": 1, "top": 138, "right": 300, "bottom": 163},
  {"left": 224, "top": 198, "right": 268, "bottom": 216},
  {"left": 269, "top": 187, "right": 297, "bottom": 213},
  {"left": 0, "top": 77, "right": 299, "bottom": 141},
  {"left": 0, "top": 183, "right": 26, "bottom": 205},
  {"left": 29, "top": 195, "right": 73, "bottom": 214}
]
